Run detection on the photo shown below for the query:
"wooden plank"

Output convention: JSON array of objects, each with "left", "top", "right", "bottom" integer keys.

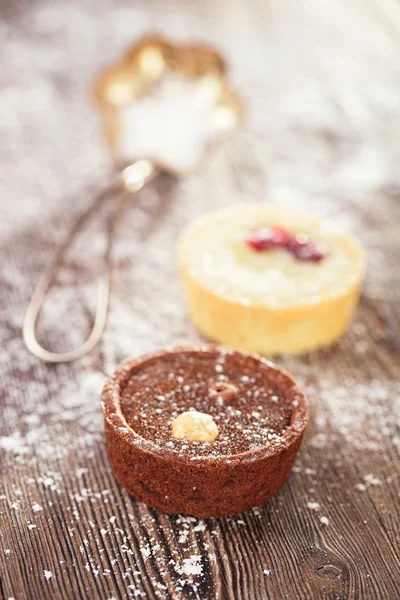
[{"left": 1, "top": 1, "right": 400, "bottom": 599}]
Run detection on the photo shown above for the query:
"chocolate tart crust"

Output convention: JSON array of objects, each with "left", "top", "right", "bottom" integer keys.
[{"left": 101, "top": 345, "right": 309, "bottom": 518}]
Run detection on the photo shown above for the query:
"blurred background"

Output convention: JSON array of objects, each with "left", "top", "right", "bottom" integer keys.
[{"left": 1, "top": 0, "right": 400, "bottom": 367}]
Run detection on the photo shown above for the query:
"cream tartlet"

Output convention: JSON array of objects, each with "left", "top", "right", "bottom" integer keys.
[{"left": 177, "top": 204, "right": 366, "bottom": 355}]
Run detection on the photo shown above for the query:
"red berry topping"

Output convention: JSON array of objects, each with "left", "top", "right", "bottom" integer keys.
[
  {"left": 246, "top": 227, "right": 326, "bottom": 263},
  {"left": 246, "top": 226, "right": 292, "bottom": 251},
  {"left": 286, "top": 233, "right": 325, "bottom": 262}
]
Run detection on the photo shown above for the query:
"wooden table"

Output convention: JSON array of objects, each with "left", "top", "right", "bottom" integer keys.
[{"left": 1, "top": 1, "right": 400, "bottom": 598}]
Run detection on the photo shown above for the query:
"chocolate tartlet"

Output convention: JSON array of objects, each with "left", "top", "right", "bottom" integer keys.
[{"left": 101, "top": 345, "right": 308, "bottom": 518}]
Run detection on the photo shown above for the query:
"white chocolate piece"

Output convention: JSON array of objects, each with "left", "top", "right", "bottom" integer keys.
[{"left": 171, "top": 410, "right": 219, "bottom": 442}]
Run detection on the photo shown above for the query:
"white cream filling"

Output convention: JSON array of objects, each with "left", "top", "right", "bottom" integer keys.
[{"left": 183, "top": 208, "right": 364, "bottom": 307}]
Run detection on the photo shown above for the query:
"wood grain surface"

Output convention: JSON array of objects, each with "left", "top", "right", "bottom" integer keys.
[{"left": 1, "top": 1, "right": 400, "bottom": 599}]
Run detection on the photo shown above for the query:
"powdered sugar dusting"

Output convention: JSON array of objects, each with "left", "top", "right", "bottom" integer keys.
[
  {"left": 43, "top": 570, "right": 54, "bottom": 580},
  {"left": 308, "top": 378, "right": 400, "bottom": 453},
  {"left": 118, "top": 348, "right": 300, "bottom": 457}
]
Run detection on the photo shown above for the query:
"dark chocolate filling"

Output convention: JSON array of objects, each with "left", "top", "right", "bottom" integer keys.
[{"left": 120, "top": 349, "right": 298, "bottom": 458}]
